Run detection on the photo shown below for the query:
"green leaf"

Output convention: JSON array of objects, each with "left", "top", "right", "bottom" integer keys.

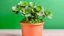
[
  {"left": 44, "top": 9, "right": 52, "bottom": 16},
  {"left": 29, "top": 2, "right": 36, "bottom": 7},
  {"left": 35, "top": 19, "right": 38, "bottom": 23},
  {"left": 21, "top": 1, "right": 28, "bottom": 6},
  {"left": 31, "top": 19, "right": 35, "bottom": 23},
  {"left": 29, "top": 21, "right": 32, "bottom": 24},
  {"left": 25, "top": 9, "right": 30, "bottom": 14},
  {"left": 45, "top": 11, "right": 51, "bottom": 16},
  {"left": 46, "top": 12, "right": 51, "bottom": 16},
  {"left": 17, "top": 6, "right": 22, "bottom": 11},
  {"left": 35, "top": 6, "right": 42, "bottom": 12},
  {"left": 38, "top": 16, "right": 43, "bottom": 20},
  {"left": 38, "top": 19, "right": 40, "bottom": 22}
]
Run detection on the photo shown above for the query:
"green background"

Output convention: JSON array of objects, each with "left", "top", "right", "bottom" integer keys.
[{"left": 0, "top": 0, "right": 64, "bottom": 29}]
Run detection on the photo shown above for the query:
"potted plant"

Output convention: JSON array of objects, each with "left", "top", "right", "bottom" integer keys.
[{"left": 12, "top": 1, "right": 52, "bottom": 36}]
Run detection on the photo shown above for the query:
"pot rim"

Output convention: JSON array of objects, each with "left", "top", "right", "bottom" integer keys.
[{"left": 20, "top": 22, "right": 44, "bottom": 26}]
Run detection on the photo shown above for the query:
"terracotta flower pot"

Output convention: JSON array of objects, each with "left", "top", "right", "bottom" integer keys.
[{"left": 20, "top": 22, "right": 44, "bottom": 36}]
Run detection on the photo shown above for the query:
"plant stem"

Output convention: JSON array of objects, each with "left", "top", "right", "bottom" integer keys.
[
  {"left": 34, "top": 12, "right": 38, "bottom": 19},
  {"left": 26, "top": 16, "right": 28, "bottom": 22}
]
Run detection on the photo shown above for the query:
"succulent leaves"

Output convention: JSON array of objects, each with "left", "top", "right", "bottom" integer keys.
[
  {"left": 12, "top": 1, "right": 52, "bottom": 24},
  {"left": 44, "top": 9, "right": 52, "bottom": 19}
]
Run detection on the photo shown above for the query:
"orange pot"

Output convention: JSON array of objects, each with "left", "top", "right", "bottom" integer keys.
[{"left": 20, "top": 22, "right": 44, "bottom": 36}]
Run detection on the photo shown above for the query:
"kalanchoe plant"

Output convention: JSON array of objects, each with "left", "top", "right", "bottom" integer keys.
[{"left": 12, "top": 1, "right": 52, "bottom": 24}]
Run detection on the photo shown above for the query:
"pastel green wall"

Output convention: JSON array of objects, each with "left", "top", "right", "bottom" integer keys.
[{"left": 0, "top": 0, "right": 64, "bottom": 29}]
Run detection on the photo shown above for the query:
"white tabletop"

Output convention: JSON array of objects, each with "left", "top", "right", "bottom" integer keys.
[{"left": 0, "top": 29, "right": 64, "bottom": 36}]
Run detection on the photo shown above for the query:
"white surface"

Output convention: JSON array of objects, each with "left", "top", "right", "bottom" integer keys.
[{"left": 0, "top": 29, "right": 64, "bottom": 36}]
